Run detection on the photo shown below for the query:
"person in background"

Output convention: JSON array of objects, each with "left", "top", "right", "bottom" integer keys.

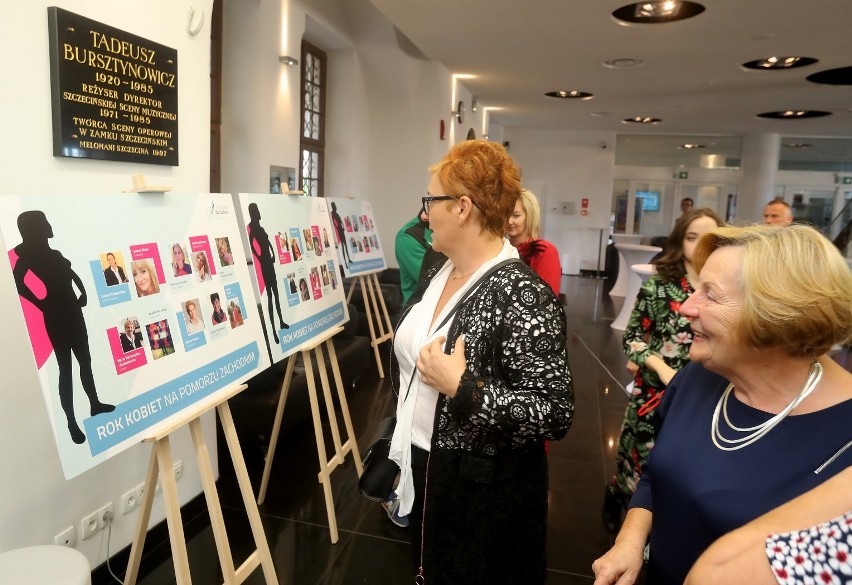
[
  {"left": 593, "top": 224, "right": 852, "bottom": 585},
  {"left": 505, "top": 189, "right": 561, "bottom": 295},
  {"left": 603, "top": 208, "right": 724, "bottom": 532},
  {"left": 388, "top": 140, "right": 574, "bottom": 584},
  {"left": 680, "top": 197, "right": 694, "bottom": 215},
  {"left": 685, "top": 465, "right": 852, "bottom": 585},
  {"left": 763, "top": 199, "right": 794, "bottom": 225},
  {"left": 395, "top": 207, "right": 447, "bottom": 304}
]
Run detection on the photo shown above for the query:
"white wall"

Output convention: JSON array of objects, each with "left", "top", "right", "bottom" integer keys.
[{"left": 0, "top": 0, "right": 214, "bottom": 569}]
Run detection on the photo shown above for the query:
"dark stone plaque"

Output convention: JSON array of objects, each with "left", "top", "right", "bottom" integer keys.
[{"left": 47, "top": 7, "right": 179, "bottom": 166}]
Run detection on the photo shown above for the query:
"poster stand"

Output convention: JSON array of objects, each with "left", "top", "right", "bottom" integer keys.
[
  {"left": 123, "top": 384, "right": 279, "bottom": 585},
  {"left": 345, "top": 272, "right": 394, "bottom": 378},
  {"left": 256, "top": 326, "right": 363, "bottom": 544}
]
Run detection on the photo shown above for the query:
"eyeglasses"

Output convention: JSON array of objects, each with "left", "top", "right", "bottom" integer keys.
[{"left": 421, "top": 195, "right": 455, "bottom": 214}]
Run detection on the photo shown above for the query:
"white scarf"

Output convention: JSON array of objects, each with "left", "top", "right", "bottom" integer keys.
[{"left": 389, "top": 239, "right": 519, "bottom": 515}]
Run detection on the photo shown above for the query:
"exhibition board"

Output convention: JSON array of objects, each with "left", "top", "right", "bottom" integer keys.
[
  {"left": 0, "top": 193, "right": 269, "bottom": 478},
  {"left": 325, "top": 197, "right": 387, "bottom": 277},
  {"left": 237, "top": 193, "right": 349, "bottom": 364}
]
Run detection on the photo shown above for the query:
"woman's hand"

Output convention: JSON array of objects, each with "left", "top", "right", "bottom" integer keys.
[
  {"left": 644, "top": 354, "right": 676, "bottom": 385},
  {"left": 592, "top": 508, "right": 651, "bottom": 585},
  {"left": 626, "top": 360, "right": 639, "bottom": 374},
  {"left": 417, "top": 335, "right": 467, "bottom": 397}
]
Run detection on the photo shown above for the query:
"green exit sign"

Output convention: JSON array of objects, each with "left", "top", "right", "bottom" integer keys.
[
  {"left": 836, "top": 175, "right": 852, "bottom": 185},
  {"left": 673, "top": 171, "right": 688, "bottom": 179}
]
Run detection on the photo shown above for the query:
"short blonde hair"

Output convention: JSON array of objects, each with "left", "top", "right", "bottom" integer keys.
[
  {"left": 517, "top": 189, "right": 542, "bottom": 240},
  {"left": 429, "top": 140, "right": 522, "bottom": 238},
  {"left": 693, "top": 224, "right": 852, "bottom": 357}
]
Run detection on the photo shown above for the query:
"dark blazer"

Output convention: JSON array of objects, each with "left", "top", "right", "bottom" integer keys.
[
  {"left": 104, "top": 265, "right": 128, "bottom": 286},
  {"left": 120, "top": 332, "right": 143, "bottom": 352}
]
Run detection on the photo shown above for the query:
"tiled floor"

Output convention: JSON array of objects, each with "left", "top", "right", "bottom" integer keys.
[{"left": 92, "top": 276, "right": 657, "bottom": 583}]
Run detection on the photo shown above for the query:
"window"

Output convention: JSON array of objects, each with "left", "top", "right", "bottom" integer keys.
[{"left": 300, "top": 41, "right": 326, "bottom": 197}]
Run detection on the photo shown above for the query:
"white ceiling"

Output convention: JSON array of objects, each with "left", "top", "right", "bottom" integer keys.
[{"left": 366, "top": 0, "right": 852, "bottom": 165}]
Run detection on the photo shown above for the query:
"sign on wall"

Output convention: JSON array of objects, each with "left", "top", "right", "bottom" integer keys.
[
  {"left": 326, "top": 198, "right": 387, "bottom": 277},
  {"left": 237, "top": 194, "right": 349, "bottom": 363},
  {"left": 0, "top": 194, "right": 268, "bottom": 478},
  {"left": 47, "top": 7, "right": 179, "bottom": 166}
]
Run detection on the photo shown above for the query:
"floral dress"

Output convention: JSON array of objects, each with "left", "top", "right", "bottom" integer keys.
[
  {"left": 607, "top": 274, "right": 693, "bottom": 508},
  {"left": 765, "top": 511, "right": 852, "bottom": 585}
]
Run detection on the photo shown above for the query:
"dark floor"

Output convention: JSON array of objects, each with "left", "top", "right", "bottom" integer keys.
[{"left": 93, "top": 275, "right": 851, "bottom": 584}]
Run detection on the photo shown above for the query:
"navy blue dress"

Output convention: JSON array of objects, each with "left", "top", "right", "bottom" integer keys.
[{"left": 630, "top": 362, "right": 852, "bottom": 585}]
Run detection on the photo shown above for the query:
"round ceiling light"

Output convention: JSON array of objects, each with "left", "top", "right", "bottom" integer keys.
[
  {"left": 679, "top": 144, "right": 706, "bottom": 149},
  {"left": 622, "top": 116, "right": 662, "bottom": 124},
  {"left": 612, "top": 1, "right": 705, "bottom": 24},
  {"left": 742, "top": 56, "right": 817, "bottom": 70},
  {"left": 756, "top": 110, "right": 831, "bottom": 120},
  {"left": 602, "top": 58, "right": 646, "bottom": 69},
  {"left": 545, "top": 90, "right": 594, "bottom": 99},
  {"left": 806, "top": 66, "right": 852, "bottom": 85},
  {"left": 782, "top": 143, "right": 812, "bottom": 148}
]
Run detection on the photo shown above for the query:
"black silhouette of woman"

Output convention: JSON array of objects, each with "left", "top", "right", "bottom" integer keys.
[
  {"left": 247, "top": 203, "right": 289, "bottom": 344},
  {"left": 12, "top": 211, "right": 114, "bottom": 445},
  {"left": 329, "top": 202, "right": 351, "bottom": 268}
]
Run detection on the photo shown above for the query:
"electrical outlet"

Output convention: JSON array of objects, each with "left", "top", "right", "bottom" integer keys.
[
  {"left": 80, "top": 511, "right": 100, "bottom": 540},
  {"left": 54, "top": 525, "right": 76, "bottom": 547},
  {"left": 121, "top": 488, "right": 139, "bottom": 515},
  {"left": 96, "top": 502, "right": 114, "bottom": 530},
  {"left": 173, "top": 460, "right": 183, "bottom": 481}
]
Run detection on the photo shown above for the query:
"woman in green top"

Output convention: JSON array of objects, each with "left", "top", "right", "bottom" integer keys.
[{"left": 603, "top": 208, "right": 724, "bottom": 530}]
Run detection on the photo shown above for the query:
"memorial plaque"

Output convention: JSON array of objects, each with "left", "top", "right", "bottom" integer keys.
[{"left": 47, "top": 7, "right": 179, "bottom": 166}]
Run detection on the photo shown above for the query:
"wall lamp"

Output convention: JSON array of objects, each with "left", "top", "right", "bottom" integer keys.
[{"left": 279, "top": 56, "right": 299, "bottom": 66}]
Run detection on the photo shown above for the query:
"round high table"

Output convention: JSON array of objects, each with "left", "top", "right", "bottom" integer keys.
[
  {"left": 611, "top": 263, "right": 656, "bottom": 331},
  {"left": 609, "top": 243, "right": 661, "bottom": 297}
]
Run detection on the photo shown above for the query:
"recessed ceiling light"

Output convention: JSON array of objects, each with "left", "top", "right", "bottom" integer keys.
[
  {"left": 782, "top": 143, "right": 812, "bottom": 148},
  {"left": 679, "top": 144, "right": 706, "bottom": 149},
  {"left": 545, "top": 90, "right": 594, "bottom": 99},
  {"left": 602, "top": 58, "right": 646, "bottom": 69},
  {"left": 806, "top": 66, "right": 852, "bottom": 85},
  {"left": 756, "top": 110, "right": 831, "bottom": 120},
  {"left": 622, "top": 116, "right": 662, "bottom": 124},
  {"left": 612, "top": 1, "right": 705, "bottom": 24},
  {"left": 589, "top": 111, "right": 613, "bottom": 117},
  {"left": 742, "top": 56, "right": 817, "bottom": 70}
]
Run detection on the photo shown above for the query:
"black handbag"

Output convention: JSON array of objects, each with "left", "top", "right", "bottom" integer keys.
[
  {"left": 358, "top": 415, "right": 398, "bottom": 502},
  {"left": 357, "top": 258, "right": 521, "bottom": 502}
]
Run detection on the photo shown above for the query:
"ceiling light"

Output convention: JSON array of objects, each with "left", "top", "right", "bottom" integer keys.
[
  {"left": 806, "top": 66, "right": 852, "bottom": 85},
  {"left": 602, "top": 58, "right": 646, "bottom": 69},
  {"left": 612, "top": 1, "right": 705, "bottom": 24},
  {"left": 278, "top": 56, "right": 299, "bottom": 66},
  {"left": 589, "top": 111, "right": 614, "bottom": 117},
  {"left": 742, "top": 56, "right": 817, "bottom": 70},
  {"left": 783, "top": 143, "right": 812, "bottom": 148},
  {"left": 622, "top": 116, "right": 662, "bottom": 124},
  {"left": 756, "top": 110, "right": 831, "bottom": 120},
  {"left": 679, "top": 143, "right": 706, "bottom": 149},
  {"left": 545, "top": 90, "right": 594, "bottom": 99}
]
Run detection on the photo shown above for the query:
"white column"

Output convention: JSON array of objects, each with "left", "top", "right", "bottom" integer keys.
[{"left": 738, "top": 133, "right": 781, "bottom": 223}]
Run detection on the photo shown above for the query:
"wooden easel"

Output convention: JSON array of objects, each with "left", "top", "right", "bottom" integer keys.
[
  {"left": 123, "top": 384, "right": 279, "bottom": 585},
  {"left": 256, "top": 326, "right": 363, "bottom": 544},
  {"left": 345, "top": 272, "right": 394, "bottom": 377}
]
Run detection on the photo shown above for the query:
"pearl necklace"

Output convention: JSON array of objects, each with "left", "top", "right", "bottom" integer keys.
[{"left": 711, "top": 360, "right": 823, "bottom": 451}]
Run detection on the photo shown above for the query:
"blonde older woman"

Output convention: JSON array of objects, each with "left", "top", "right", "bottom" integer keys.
[
  {"left": 131, "top": 259, "right": 160, "bottom": 297},
  {"left": 386, "top": 140, "right": 574, "bottom": 584},
  {"left": 593, "top": 224, "right": 852, "bottom": 585},
  {"left": 505, "top": 188, "right": 562, "bottom": 294}
]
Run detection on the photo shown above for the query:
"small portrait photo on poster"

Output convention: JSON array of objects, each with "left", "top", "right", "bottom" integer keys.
[
  {"left": 299, "top": 277, "right": 311, "bottom": 301},
  {"left": 170, "top": 243, "right": 193, "bottom": 278},
  {"left": 131, "top": 258, "right": 161, "bottom": 297},
  {"left": 287, "top": 273, "right": 297, "bottom": 295},
  {"left": 215, "top": 237, "right": 234, "bottom": 267},
  {"left": 183, "top": 298, "right": 206, "bottom": 334},
  {"left": 194, "top": 251, "right": 212, "bottom": 283},
  {"left": 147, "top": 320, "right": 176, "bottom": 360},
  {"left": 101, "top": 251, "right": 130, "bottom": 286},
  {"left": 302, "top": 228, "right": 314, "bottom": 251},
  {"left": 209, "top": 292, "right": 228, "bottom": 326},
  {"left": 119, "top": 317, "right": 144, "bottom": 353},
  {"left": 228, "top": 299, "right": 245, "bottom": 328}
]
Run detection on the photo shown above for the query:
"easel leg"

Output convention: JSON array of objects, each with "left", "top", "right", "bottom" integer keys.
[
  {"left": 359, "top": 276, "right": 385, "bottom": 378},
  {"left": 258, "top": 354, "right": 297, "bottom": 504},
  {"left": 314, "top": 342, "right": 345, "bottom": 467},
  {"left": 123, "top": 448, "right": 159, "bottom": 585},
  {"left": 218, "top": 402, "right": 281, "bottom": 584},
  {"left": 370, "top": 272, "right": 395, "bottom": 337},
  {"left": 302, "top": 348, "right": 339, "bottom": 543},
  {"left": 188, "top": 418, "right": 237, "bottom": 583},
  {"left": 156, "top": 437, "right": 193, "bottom": 585},
  {"left": 326, "top": 339, "right": 363, "bottom": 475}
]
